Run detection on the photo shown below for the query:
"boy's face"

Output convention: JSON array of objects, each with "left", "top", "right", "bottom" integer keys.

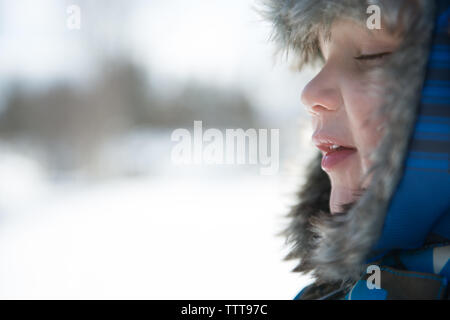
[{"left": 301, "top": 19, "right": 400, "bottom": 213}]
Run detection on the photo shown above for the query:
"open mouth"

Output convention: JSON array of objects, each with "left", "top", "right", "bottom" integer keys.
[
  {"left": 320, "top": 144, "right": 357, "bottom": 171},
  {"left": 312, "top": 134, "right": 358, "bottom": 171}
]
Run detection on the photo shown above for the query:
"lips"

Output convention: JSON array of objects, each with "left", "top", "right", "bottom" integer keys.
[{"left": 312, "top": 134, "right": 357, "bottom": 171}]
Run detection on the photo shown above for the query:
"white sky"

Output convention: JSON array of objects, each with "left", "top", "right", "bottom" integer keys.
[{"left": 0, "top": 0, "right": 314, "bottom": 115}]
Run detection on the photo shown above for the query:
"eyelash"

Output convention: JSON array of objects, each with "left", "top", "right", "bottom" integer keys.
[{"left": 354, "top": 52, "right": 391, "bottom": 60}]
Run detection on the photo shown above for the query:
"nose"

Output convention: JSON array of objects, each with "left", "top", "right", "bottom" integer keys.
[{"left": 301, "top": 64, "right": 343, "bottom": 115}]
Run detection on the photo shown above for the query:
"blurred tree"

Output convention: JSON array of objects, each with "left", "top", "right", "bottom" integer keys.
[{"left": 0, "top": 58, "right": 260, "bottom": 175}]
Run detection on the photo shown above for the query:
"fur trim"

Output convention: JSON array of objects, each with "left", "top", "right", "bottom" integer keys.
[
  {"left": 261, "top": 0, "right": 428, "bottom": 69},
  {"left": 262, "top": 0, "right": 436, "bottom": 284}
]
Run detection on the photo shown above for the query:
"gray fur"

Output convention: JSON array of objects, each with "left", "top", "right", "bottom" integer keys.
[{"left": 262, "top": 0, "right": 435, "bottom": 284}]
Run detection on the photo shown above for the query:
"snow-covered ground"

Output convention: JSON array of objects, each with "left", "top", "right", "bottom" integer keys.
[{"left": 0, "top": 145, "right": 313, "bottom": 299}]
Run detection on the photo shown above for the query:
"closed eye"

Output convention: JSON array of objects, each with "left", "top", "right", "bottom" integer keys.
[{"left": 354, "top": 52, "right": 391, "bottom": 60}]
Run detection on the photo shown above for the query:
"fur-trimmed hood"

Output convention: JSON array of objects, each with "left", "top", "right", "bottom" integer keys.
[{"left": 262, "top": 0, "right": 450, "bottom": 287}]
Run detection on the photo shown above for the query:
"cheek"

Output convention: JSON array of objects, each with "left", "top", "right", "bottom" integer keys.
[{"left": 343, "top": 80, "right": 385, "bottom": 168}]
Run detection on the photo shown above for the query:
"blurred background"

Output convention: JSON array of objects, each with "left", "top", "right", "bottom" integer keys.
[{"left": 0, "top": 0, "right": 317, "bottom": 298}]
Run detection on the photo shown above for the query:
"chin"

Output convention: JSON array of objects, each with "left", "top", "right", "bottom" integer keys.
[
  {"left": 328, "top": 173, "right": 364, "bottom": 214},
  {"left": 329, "top": 188, "right": 361, "bottom": 214}
]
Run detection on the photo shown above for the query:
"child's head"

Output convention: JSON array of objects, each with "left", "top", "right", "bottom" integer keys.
[
  {"left": 301, "top": 18, "right": 401, "bottom": 213},
  {"left": 264, "top": 0, "right": 427, "bottom": 214}
]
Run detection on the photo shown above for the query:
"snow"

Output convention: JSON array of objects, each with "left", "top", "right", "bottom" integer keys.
[{"left": 0, "top": 147, "right": 312, "bottom": 299}]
